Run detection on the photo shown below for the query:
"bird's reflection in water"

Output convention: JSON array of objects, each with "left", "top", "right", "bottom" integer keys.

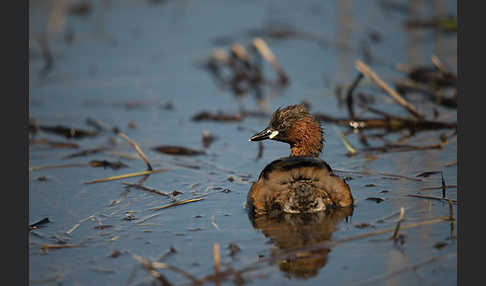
[{"left": 248, "top": 207, "right": 354, "bottom": 279}]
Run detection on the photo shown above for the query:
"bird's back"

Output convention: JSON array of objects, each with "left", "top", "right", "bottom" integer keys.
[{"left": 247, "top": 157, "right": 353, "bottom": 215}]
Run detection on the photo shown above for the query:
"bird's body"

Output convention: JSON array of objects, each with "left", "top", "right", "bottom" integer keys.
[{"left": 248, "top": 104, "right": 353, "bottom": 215}]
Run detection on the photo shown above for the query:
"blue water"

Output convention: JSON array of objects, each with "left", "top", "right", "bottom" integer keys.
[{"left": 29, "top": 0, "right": 457, "bottom": 285}]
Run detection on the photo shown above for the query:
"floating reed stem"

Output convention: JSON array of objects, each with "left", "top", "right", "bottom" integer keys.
[
  {"left": 147, "top": 197, "right": 205, "bottom": 211},
  {"left": 121, "top": 182, "right": 170, "bottom": 197},
  {"left": 406, "top": 194, "right": 457, "bottom": 204},
  {"left": 84, "top": 168, "right": 169, "bottom": 184}
]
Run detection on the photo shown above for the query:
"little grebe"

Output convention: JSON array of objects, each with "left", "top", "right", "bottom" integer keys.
[{"left": 247, "top": 104, "right": 354, "bottom": 215}]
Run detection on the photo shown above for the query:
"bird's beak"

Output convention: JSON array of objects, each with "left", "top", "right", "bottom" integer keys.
[{"left": 249, "top": 128, "right": 279, "bottom": 142}]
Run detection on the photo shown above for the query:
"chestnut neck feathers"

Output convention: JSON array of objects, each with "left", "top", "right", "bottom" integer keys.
[
  {"left": 288, "top": 118, "right": 323, "bottom": 157},
  {"left": 250, "top": 104, "right": 324, "bottom": 157}
]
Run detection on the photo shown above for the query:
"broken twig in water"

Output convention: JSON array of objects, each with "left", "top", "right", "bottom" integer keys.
[
  {"left": 30, "top": 163, "right": 88, "bottom": 171},
  {"left": 391, "top": 207, "right": 405, "bottom": 240},
  {"left": 448, "top": 198, "right": 454, "bottom": 221},
  {"left": 157, "top": 247, "right": 178, "bottom": 262},
  {"left": 355, "top": 60, "right": 424, "bottom": 120},
  {"left": 84, "top": 168, "right": 169, "bottom": 184},
  {"left": 40, "top": 243, "right": 82, "bottom": 252},
  {"left": 65, "top": 223, "right": 81, "bottom": 235},
  {"left": 346, "top": 73, "right": 364, "bottom": 119},
  {"left": 117, "top": 132, "right": 153, "bottom": 170},
  {"left": 151, "top": 262, "right": 201, "bottom": 285},
  {"left": 65, "top": 214, "right": 96, "bottom": 235},
  {"left": 419, "top": 185, "right": 457, "bottom": 191},
  {"left": 332, "top": 216, "right": 450, "bottom": 245},
  {"left": 441, "top": 171, "right": 447, "bottom": 198},
  {"left": 63, "top": 147, "right": 109, "bottom": 159},
  {"left": 202, "top": 131, "right": 217, "bottom": 149},
  {"left": 360, "top": 142, "right": 444, "bottom": 154},
  {"left": 147, "top": 197, "right": 205, "bottom": 211},
  {"left": 333, "top": 169, "right": 423, "bottom": 182},
  {"left": 29, "top": 138, "right": 79, "bottom": 149},
  {"left": 30, "top": 160, "right": 127, "bottom": 171},
  {"left": 131, "top": 254, "right": 173, "bottom": 286},
  {"left": 334, "top": 126, "right": 358, "bottom": 155},
  {"left": 29, "top": 217, "right": 50, "bottom": 230},
  {"left": 136, "top": 213, "right": 162, "bottom": 225},
  {"left": 131, "top": 251, "right": 201, "bottom": 285},
  {"left": 357, "top": 252, "right": 456, "bottom": 286},
  {"left": 445, "top": 160, "right": 457, "bottom": 167},
  {"left": 213, "top": 243, "right": 222, "bottom": 286},
  {"left": 121, "top": 182, "right": 170, "bottom": 197},
  {"left": 406, "top": 194, "right": 457, "bottom": 204},
  {"left": 313, "top": 112, "right": 455, "bottom": 132}
]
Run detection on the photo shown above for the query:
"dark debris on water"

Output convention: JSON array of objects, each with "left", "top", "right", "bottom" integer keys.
[
  {"left": 29, "top": 217, "right": 50, "bottom": 230},
  {"left": 416, "top": 171, "right": 442, "bottom": 178},
  {"left": 192, "top": 111, "right": 244, "bottom": 122},
  {"left": 366, "top": 197, "right": 385, "bottom": 203},
  {"left": 89, "top": 160, "right": 128, "bottom": 170},
  {"left": 152, "top": 145, "right": 206, "bottom": 156},
  {"left": 63, "top": 147, "right": 109, "bottom": 159},
  {"left": 202, "top": 37, "right": 289, "bottom": 109},
  {"left": 313, "top": 58, "right": 457, "bottom": 157},
  {"left": 29, "top": 138, "right": 79, "bottom": 149},
  {"left": 30, "top": 124, "right": 99, "bottom": 139}
]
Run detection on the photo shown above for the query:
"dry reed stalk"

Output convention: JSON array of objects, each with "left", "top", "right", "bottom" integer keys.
[
  {"left": 151, "top": 262, "right": 201, "bottom": 285},
  {"left": 121, "top": 182, "right": 170, "bottom": 197},
  {"left": 431, "top": 55, "right": 448, "bottom": 73},
  {"left": 333, "top": 216, "right": 450, "bottom": 245},
  {"left": 231, "top": 43, "right": 250, "bottom": 65},
  {"left": 40, "top": 243, "right": 82, "bottom": 251},
  {"left": 406, "top": 194, "right": 457, "bottom": 203},
  {"left": 346, "top": 73, "right": 364, "bottom": 119},
  {"left": 334, "top": 125, "right": 358, "bottom": 155},
  {"left": 65, "top": 223, "right": 81, "bottom": 235},
  {"left": 334, "top": 169, "right": 423, "bottom": 182},
  {"left": 30, "top": 163, "right": 88, "bottom": 171},
  {"left": 419, "top": 185, "right": 457, "bottom": 191},
  {"left": 136, "top": 213, "right": 162, "bottom": 225},
  {"left": 391, "top": 207, "right": 405, "bottom": 240},
  {"left": 213, "top": 243, "right": 221, "bottom": 286},
  {"left": 448, "top": 198, "right": 454, "bottom": 221},
  {"left": 441, "top": 171, "right": 447, "bottom": 198},
  {"left": 252, "top": 38, "right": 288, "bottom": 83},
  {"left": 131, "top": 254, "right": 172, "bottom": 286},
  {"left": 355, "top": 60, "right": 424, "bottom": 120},
  {"left": 84, "top": 168, "right": 169, "bottom": 184},
  {"left": 117, "top": 132, "right": 153, "bottom": 170},
  {"left": 147, "top": 197, "right": 205, "bottom": 211},
  {"left": 357, "top": 252, "right": 456, "bottom": 286}
]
